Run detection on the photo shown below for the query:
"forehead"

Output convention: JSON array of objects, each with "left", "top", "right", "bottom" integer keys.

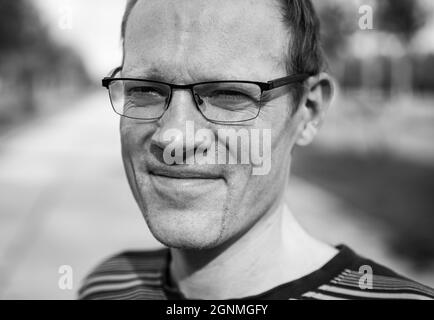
[{"left": 123, "top": 0, "right": 289, "bottom": 82}]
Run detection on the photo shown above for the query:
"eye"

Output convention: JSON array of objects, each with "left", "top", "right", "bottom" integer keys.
[
  {"left": 127, "top": 86, "right": 165, "bottom": 97},
  {"left": 210, "top": 90, "right": 249, "bottom": 100},
  {"left": 204, "top": 89, "right": 258, "bottom": 105},
  {"left": 202, "top": 89, "right": 258, "bottom": 111}
]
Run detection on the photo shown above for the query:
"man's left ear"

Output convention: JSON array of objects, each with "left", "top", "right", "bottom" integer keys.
[{"left": 295, "top": 72, "right": 335, "bottom": 146}]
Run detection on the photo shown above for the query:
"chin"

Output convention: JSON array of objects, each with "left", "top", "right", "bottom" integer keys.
[{"left": 142, "top": 206, "right": 228, "bottom": 250}]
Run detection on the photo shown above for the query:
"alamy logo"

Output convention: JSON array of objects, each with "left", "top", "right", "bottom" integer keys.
[
  {"left": 58, "top": 5, "right": 73, "bottom": 30},
  {"left": 58, "top": 265, "right": 73, "bottom": 290},
  {"left": 162, "top": 121, "right": 271, "bottom": 175},
  {"left": 358, "top": 5, "right": 373, "bottom": 30},
  {"left": 358, "top": 265, "right": 373, "bottom": 290}
]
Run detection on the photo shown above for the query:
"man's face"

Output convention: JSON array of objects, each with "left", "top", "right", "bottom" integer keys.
[{"left": 121, "top": 0, "right": 306, "bottom": 249}]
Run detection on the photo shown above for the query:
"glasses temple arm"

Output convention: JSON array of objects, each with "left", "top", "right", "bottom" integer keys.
[{"left": 266, "top": 73, "right": 312, "bottom": 90}]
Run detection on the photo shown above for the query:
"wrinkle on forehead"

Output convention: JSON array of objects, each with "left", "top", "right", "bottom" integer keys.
[{"left": 124, "top": 0, "right": 289, "bottom": 82}]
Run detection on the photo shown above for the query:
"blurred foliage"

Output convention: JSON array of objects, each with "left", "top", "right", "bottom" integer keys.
[
  {"left": 0, "top": 0, "right": 90, "bottom": 73},
  {"left": 0, "top": 0, "right": 91, "bottom": 120},
  {"left": 341, "top": 54, "right": 434, "bottom": 92},
  {"left": 313, "top": 0, "right": 431, "bottom": 92},
  {"left": 313, "top": 1, "right": 359, "bottom": 60},
  {"left": 376, "top": 0, "right": 427, "bottom": 43},
  {"left": 314, "top": 0, "right": 427, "bottom": 57},
  {"left": 0, "top": 0, "right": 41, "bottom": 51},
  {"left": 0, "top": 0, "right": 57, "bottom": 67}
]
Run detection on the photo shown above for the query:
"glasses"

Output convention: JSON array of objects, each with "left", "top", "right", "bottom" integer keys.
[{"left": 102, "top": 67, "right": 311, "bottom": 123}]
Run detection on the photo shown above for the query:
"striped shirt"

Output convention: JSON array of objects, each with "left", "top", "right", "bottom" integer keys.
[{"left": 78, "top": 245, "right": 434, "bottom": 300}]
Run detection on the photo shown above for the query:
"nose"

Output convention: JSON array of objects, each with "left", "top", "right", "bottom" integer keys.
[{"left": 150, "top": 90, "right": 213, "bottom": 164}]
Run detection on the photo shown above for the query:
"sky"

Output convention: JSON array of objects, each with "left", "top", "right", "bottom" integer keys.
[{"left": 33, "top": 0, "right": 434, "bottom": 80}]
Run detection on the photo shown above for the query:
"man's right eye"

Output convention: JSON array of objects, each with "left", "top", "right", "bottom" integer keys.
[{"left": 127, "top": 86, "right": 164, "bottom": 97}]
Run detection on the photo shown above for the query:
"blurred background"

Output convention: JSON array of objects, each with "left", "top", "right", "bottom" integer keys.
[{"left": 0, "top": 0, "right": 433, "bottom": 299}]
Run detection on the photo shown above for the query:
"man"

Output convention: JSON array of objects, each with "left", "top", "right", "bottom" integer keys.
[{"left": 78, "top": 0, "right": 434, "bottom": 300}]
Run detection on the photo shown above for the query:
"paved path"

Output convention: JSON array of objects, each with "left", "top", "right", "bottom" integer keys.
[{"left": 0, "top": 92, "right": 432, "bottom": 299}]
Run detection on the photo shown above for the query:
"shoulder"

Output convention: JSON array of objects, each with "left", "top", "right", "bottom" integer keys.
[
  {"left": 78, "top": 248, "right": 169, "bottom": 300},
  {"left": 304, "top": 246, "right": 434, "bottom": 300}
]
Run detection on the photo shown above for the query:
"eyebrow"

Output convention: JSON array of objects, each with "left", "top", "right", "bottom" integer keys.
[
  {"left": 122, "top": 67, "right": 174, "bottom": 82},
  {"left": 121, "top": 66, "right": 254, "bottom": 84}
]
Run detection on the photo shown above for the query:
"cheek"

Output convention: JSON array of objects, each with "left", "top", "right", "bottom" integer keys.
[
  {"left": 264, "top": 97, "right": 303, "bottom": 152},
  {"left": 120, "top": 119, "right": 154, "bottom": 154},
  {"left": 237, "top": 98, "right": 297, "bottom": 198},
  {"left": 120, "top": 119, "right": 136, "bottom": 147}
]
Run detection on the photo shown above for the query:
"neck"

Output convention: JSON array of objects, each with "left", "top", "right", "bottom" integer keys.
[{"left": 169, "top": 194, "right": 338, "bottom": 299}]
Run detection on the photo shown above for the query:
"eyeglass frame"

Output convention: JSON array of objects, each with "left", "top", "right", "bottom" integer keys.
[{"left": 102, "top": 66, "right": 313, "bottom": 124}]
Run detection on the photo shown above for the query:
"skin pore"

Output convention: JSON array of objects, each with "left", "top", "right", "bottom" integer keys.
[{"left": 120, "top": 0, "right": 336, "bottom": 299}]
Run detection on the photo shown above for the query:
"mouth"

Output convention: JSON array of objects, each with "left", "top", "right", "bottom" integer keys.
[{"left": 148, "top": 166, "right": 225, "bottom": 192}]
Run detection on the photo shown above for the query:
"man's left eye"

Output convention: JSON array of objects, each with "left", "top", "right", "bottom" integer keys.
[{"left": 210, "top": 90, "right": 250, "bottom": 101}]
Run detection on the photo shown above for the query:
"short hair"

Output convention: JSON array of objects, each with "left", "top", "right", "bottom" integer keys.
[{"left": 120, "top": 0, "right": 325, "bottom": 104}]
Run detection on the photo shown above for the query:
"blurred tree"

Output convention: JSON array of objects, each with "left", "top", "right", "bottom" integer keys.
[
  {"left": 0, "top": 0, "right": 91, "bottom": 118},
  {"left": 376, "top": 0, "right": 427, "bottom": 94},
  {"left": 0, "top": 0, "right": 51, "bottom": 54},
  {"left": 316, "top": 3, "right": 357, "bottom": 60},
  {"left": 312, "top": 0, "right": 359, "bottom": 76},
  {"left": 313, "top": 0, "right": 429, "bottom": 94},
  {"left": 0, "top": 0, "right": 48, "bottom": 113},
  {"left": 376, "top": 0, "right": 426, "bottom": 43}
]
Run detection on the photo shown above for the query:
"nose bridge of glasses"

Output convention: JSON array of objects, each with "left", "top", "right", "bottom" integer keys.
[
  {"left": 164, "top": 84, "right": 204, "bottom": 121},
  {"left": 169, "top": 83, "right": 202, "bottom": 106}
]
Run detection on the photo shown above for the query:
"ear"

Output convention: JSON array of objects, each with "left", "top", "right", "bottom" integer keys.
[{"left": 295, "top": 72, "right": 335, "bottom": 147}]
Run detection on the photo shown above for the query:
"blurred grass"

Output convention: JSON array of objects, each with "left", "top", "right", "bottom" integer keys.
[{"left": 292, "top": 90, "right": 434, "bottom": 269}]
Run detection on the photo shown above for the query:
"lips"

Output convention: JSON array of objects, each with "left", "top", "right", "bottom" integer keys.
[
  {"left": 149, "top": 173, "right": 225, "bottom": 199},
  {"left": 149, "top": 168, "right": 221, "bottom": 180},
  {"left": 147, "top": 160, "right": 223, "bottom": 178},
  {"left": 146, "top": 162, "right": 225, "bottom": 194}
]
